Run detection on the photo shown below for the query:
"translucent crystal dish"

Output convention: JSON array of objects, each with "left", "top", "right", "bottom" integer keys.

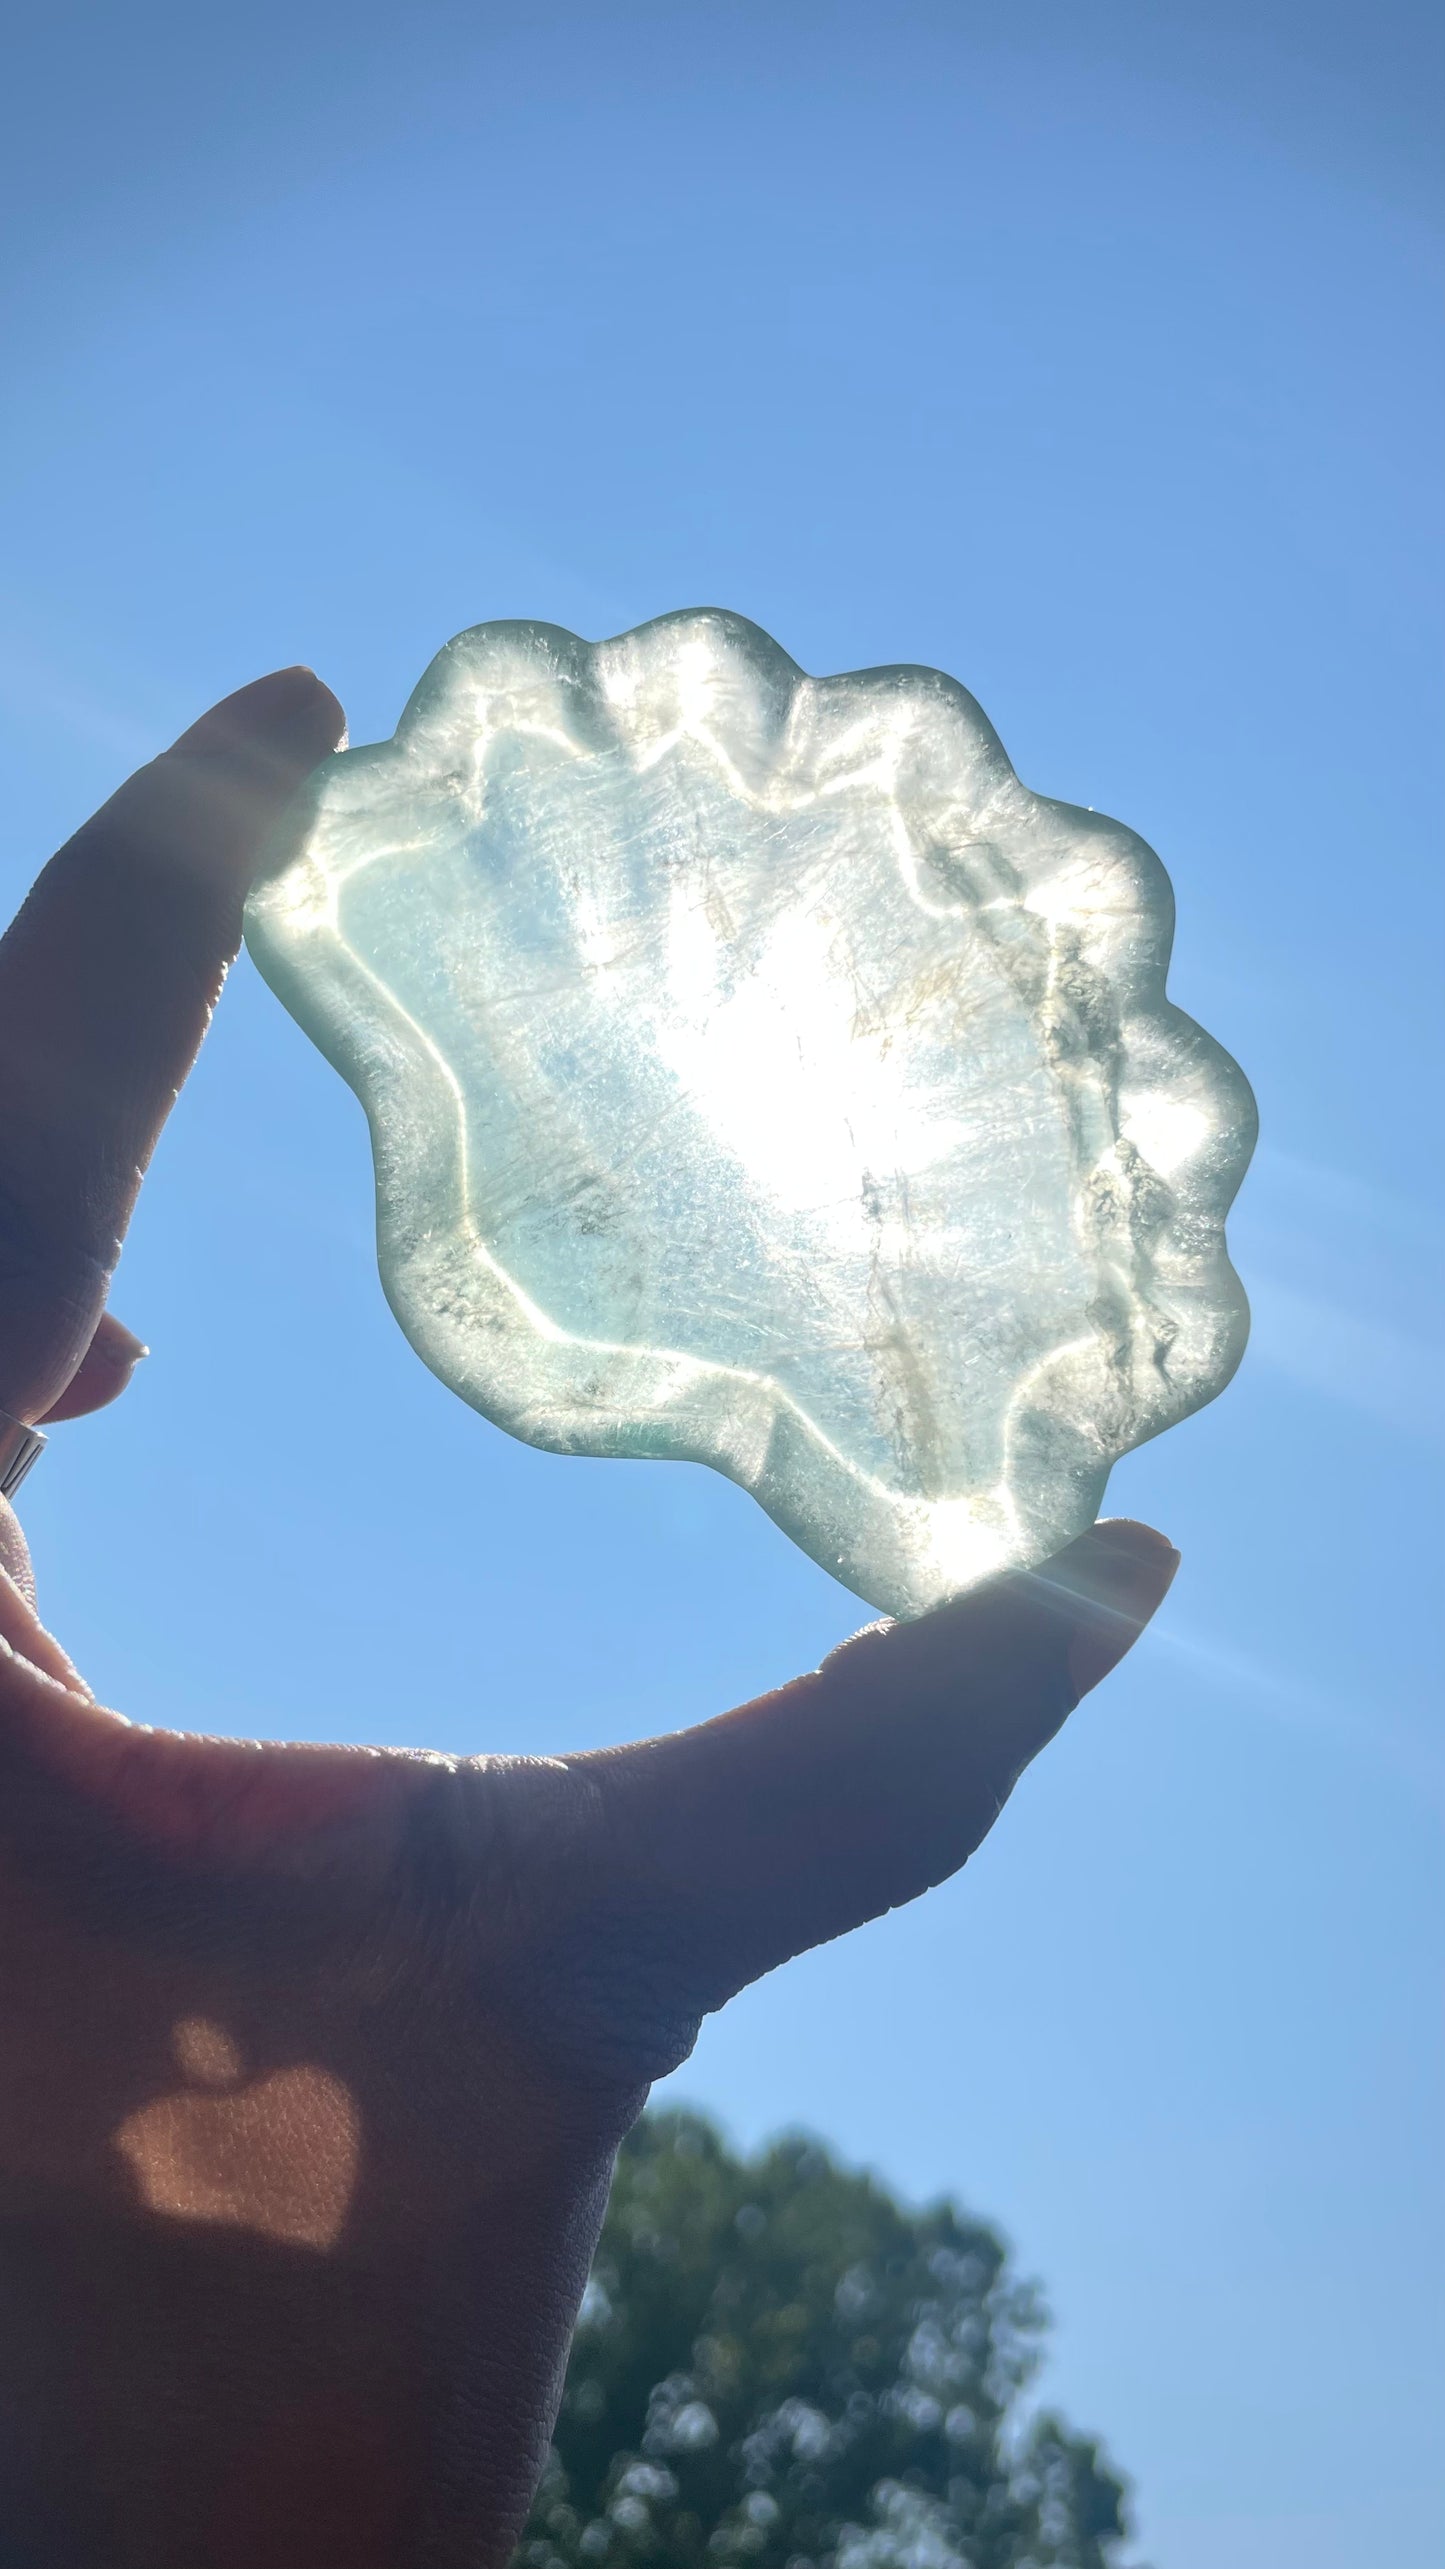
[{"left": 245, "top": 612, "right": 1255, "bottom": 1616}]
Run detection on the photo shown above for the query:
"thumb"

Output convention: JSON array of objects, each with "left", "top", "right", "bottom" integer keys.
[{"left": 574, "top": 1521, "right": 1178, "bottom": 2009}]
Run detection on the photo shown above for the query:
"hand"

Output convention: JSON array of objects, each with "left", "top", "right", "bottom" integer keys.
[{"left": 0, "top": 674, "right": 1178, "bottom": 2569}]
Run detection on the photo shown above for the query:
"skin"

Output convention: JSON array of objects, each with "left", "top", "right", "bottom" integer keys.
[{"left": 0, "top": 670, "right": 1178, "bottom": 2567}]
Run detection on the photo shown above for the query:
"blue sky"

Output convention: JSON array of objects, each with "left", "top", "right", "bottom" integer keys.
[{"left": 2, "top": 5, "right": 1440, "bottom": 2562}]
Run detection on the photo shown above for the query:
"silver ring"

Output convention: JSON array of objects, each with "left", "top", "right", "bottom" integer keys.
[{"left": 0, "top": 1409, "right": 46, "bottom": 1502}]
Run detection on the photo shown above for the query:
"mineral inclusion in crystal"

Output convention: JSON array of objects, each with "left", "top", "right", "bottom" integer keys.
[{"left": 244, "top": 612, "right": 1256, "bottom": 1617}]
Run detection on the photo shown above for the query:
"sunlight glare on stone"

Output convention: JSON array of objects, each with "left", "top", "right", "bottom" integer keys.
[{"left": 245, "top": 611, "right": 1255, "bottom": 1617}]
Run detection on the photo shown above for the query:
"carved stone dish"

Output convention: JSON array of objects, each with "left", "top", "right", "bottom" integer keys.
[{"left": 246, "top": 613, "right": 1255, "bottom": 1616}]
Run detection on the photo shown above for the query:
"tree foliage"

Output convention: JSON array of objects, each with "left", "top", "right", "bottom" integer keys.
[{"left": 516, "top": 2112, "right": 1139, "bottom": 2569}]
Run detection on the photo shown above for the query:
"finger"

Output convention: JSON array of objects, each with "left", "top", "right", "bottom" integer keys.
[
  {"left": 36, "top": 1313, "right": 149, "bottom": 1423},
  {"left": 0, "top": 1499, "right": 34, "bottom": 1607},
  {"left": 576, "top": 1520, "right": 1178, "bottom": 2007},
  {"left": 0, "top": 669, "right": 345, "bottom": 1418},
  {"left": 0, "top": 1553, "right": 89, "bottom": 1692}
]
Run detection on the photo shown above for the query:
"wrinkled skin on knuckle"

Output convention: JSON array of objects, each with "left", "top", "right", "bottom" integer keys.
[
  {"left": 509, "top": 1901, "right": 711, "bottom": 2094},
  {"left": 419, "top": 1759, "right": 708, "bottom": 2105}
]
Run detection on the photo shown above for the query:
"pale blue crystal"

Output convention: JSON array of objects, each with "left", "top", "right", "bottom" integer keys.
[{"left": 244, "top": 612, "right": 1255, "bottom": 1616}]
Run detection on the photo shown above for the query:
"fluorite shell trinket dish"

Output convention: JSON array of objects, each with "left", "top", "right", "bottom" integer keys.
[{"left": 245, "top": 612, "right": 1255, "bottom": 1617}]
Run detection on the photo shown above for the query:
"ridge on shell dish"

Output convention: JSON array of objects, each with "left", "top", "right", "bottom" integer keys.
[{"left": 245, "top": 611, "right": 1256, "bottom": 1618}]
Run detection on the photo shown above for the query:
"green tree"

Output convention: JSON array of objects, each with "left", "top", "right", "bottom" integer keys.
[{"left": 516, "top": 2113, "right": 1140, "bottom": 2569}]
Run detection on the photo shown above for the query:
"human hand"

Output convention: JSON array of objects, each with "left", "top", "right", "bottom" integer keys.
[{"left": 0, "top": 673, "right": 1177, "bottom": 2568}]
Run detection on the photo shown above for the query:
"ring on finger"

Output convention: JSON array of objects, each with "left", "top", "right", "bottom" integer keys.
[{"left": 0, "top": 1410, "right": 46, "bottom": 1501}]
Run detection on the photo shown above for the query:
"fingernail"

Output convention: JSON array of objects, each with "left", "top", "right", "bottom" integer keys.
[
  {"left": 1064, "top": 1519, "right": 1180, "bottom": 1698},
  {"left": 97, "top": 1321, "right": 149, "bottom": 1368}
]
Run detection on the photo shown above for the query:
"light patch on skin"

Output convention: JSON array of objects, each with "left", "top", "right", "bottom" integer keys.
[
  {"left": 171, "top": 2014, "right": 244, "bottom": 2086},
  {"left": 114, "top": 2017, "right": 360, "bottom": 2251}
]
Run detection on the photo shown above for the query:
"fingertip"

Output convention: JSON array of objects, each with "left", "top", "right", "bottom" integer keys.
[
  {"left": 1060, "top": 1518, "right": 1179, "bottom": 1698},
  {"left": 95, "top": 1315, "right": 149, "bottom": 1367},
  {"left": 37, "top": 1312, "right": 151, "bottom": 1423},
  {"left": 168, "top": 666, "right": 348, "bottom": 774},
  {"left": 102, "top": 667, "right": 349, "bottom": 908}
]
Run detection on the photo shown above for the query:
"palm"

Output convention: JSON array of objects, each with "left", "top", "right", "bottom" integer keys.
[{"left": 0, "top": 672, "right": 1175, "bottom": 2567}]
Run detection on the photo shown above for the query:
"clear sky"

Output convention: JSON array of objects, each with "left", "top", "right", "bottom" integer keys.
[{"left": 2, "top": 5, "right": 1441, "bottom": 2563}]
